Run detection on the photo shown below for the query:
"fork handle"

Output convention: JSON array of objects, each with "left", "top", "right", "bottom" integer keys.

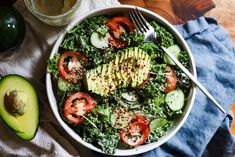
[{"left": 161, "top": 46, "right": 226, "bottom": 114}]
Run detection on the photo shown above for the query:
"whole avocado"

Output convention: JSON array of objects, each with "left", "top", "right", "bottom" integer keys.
[{"left": 0, "top": 5, "right": 26, "bottom": 53}]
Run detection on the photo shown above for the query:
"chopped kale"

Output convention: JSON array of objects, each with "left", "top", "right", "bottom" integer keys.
[
  {"left": 150, "top": 21, "right": 175, "bottom": 48},
  {"left": 47, "top": 53, "right": 60, "bottom": 80}
]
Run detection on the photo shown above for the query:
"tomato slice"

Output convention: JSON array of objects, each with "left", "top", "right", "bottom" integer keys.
[
  {"left": 164, "top": 66, "right": 177, "bottom": 92},
  {"left": 58, "top": 51, "right": 88, "bottom": 83},
  {"left": 105, "top": 17, "right": 135, "bottom": 49},
  {"left": 64, "top": 92, "right": 96, "bottom": 124},
  {"left": 134, "top": 73, "right": 150, "bottom": 89},
  {"left": 134, "top": 114, "right": 148, "bottom": 124},
  {"left": 120, "top": 115, "right": 150, "bottom": 146},
  {"left": 108, "top": 35, "right": 126, "bottom": 49},
  {"left": 105, "top": 17, "right": 135, "bottom": 36}
]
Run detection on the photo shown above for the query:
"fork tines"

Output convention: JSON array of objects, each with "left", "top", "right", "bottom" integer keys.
[{"left": 129, "top": 7, "right": 150, "bottom": 33}]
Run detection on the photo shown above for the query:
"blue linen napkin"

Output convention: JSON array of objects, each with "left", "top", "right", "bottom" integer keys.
[
  {"left": 139, "top": 17, "right": 235, "bottom": 157},
  {"left": 94, "top": 17, "right": 235, "bottom": 157}
]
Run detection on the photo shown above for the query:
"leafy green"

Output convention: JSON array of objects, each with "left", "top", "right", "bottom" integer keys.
[
  {"left": 47, "top": 53, "right": 60, "bottom": 80},
  {"left": 83, "top": 126, "right": 119, "bottom": 154},
  {"left": 120, "top": 31, "right": 144, "bottom": 46},
  {"left": 154, "top": 92, "right": 166, "bottom": 109},
  {"left": 140, "top": 64, "right": 167, "bottom": 98},
  {"left": 146, "top": 122, "right": 172, "bottom": 143},
  {"left": 174, "top": 50, "right": 191, "bottom": 93},
  {"left": 150, "top": 21, "right": 175, "bottom": 48},
  {"left": 139, "top": 42, "right": 158, "bottom": 57},
  {"left": 98, "top": 133, "right": 120, "bottom": 154},
  {"left": 93, "top": 104, "right": 111, "bottom": 120},
  {"left": 142, "top": 93, "right": 168, "bottom": 118},
  {"left": 96, "top": 25, "right": 109, "bottom": 36},
  {"left": 82, "top": 104, "right": 119, "bottom": 154}
]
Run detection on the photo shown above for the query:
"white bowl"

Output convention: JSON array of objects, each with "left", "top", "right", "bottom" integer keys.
[{"left": 46, "top": 5, "right": 196, "bottom": 156}]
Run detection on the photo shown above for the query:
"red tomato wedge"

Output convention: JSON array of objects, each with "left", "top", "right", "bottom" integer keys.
[
  {"left": 105, "top": 17, "right": 135, "bottom": 49},
  {"left": 164, "top": 66, "right": 177, "bottom": 92},
  {"left": 119, "top": 115, "right": 150, "bottom": 146},
  {"left": 64, "top": 92, "right": 96, "bottom": 124},
  {"left": 58, "top": 51, "right": 88, "bottom": 83}
]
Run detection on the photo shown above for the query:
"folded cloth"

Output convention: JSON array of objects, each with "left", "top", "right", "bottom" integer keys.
[
  {"left": 0, "top": 1, "right": 235, "bottom": 157},
  {"left": 0, "top": 0, "right": 119, "bottom": 157}
]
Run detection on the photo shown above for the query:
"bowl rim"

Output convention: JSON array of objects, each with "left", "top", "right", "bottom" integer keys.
[{"left": 46, "top": 5, "right": 196, "bottom": 156}]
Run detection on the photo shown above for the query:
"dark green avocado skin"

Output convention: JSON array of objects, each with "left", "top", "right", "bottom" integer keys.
[{"left": 0, "top": 5, "right": 26, "bottom": 53}]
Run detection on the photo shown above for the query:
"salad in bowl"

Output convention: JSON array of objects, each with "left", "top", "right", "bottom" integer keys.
[{"left": 46, "top": 6, "right": 196, "bottom": 155}]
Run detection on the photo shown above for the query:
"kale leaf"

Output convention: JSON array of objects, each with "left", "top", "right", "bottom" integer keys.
[
  {"left": 150, "top": 21, "right": 175, "bottom": 48},
  {"left": 82, "top": 104, "right": 120, "bottom": 154},
  {"left": 174, "top": 50, "right": 191, "bottom": 93},
  {"left": 47, "top": 53, "right": 60, "bottom": 80},
  {"left": 140, "top": 64, "right": 167, "bottom": 98}
]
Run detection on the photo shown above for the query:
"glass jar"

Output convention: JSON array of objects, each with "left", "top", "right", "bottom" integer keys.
[{"left": 24, "top": 0, "right": 81, "bottom": 26}]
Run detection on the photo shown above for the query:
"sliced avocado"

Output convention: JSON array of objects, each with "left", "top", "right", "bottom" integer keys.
[
  {"left": 85, "top": 47, "right": 151, "bottom": 96},
  {"left": 86, "top": 69, "right": 97, "bottom": 93},
  {"left": 121, "top": 51, "right": 129, "bottom": 88},
  {"left": 100, "top": 64, "right": 109, "bottom": 95},
  {"left": 114, "top": 53, "right": 122, "bottom": 87},
  {"left": 0, "top": 75, "right": 39, "bottom": 140},
  {"left": 108, "top": 61, "right": 117, "bottom": 93}
]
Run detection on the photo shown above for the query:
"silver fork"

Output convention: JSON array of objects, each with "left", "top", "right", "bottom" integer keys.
[{"left": 129, "top": 8, "right": 226, "bottom": 114}]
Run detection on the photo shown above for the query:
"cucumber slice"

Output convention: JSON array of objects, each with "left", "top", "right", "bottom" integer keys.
[
  {"left": 57, "top": 77, "right": 71, "bottom": 92},
  {"left": 119, "top": 99, "right": 140, "bottom": 109},
  {"left": 90, "top": 32, "right": 109, "bottom": 49},
  {"left": 165, "top": 89, "right": 185, "bottom": 111},
  {"left": 121, "top": 92, "right": 138, "bottom": 102},
  {"left": 163, "top": 44, "right": 181, "bottom": 65},
  {"left": 149, "top": 118, "right": 168, "bottom": 132}
]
